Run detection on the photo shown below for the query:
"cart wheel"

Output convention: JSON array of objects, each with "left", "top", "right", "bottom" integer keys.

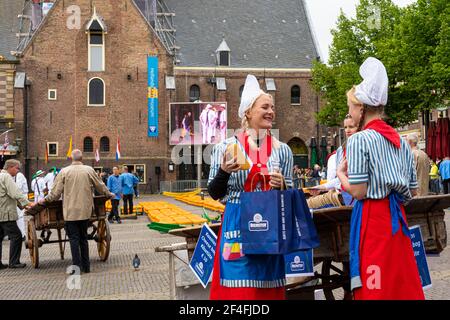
[
  {"left": 96, "top": 220, "right": 111, "bottom": 261},
  {"left": 27, "top": 219, "right": 39, "bottom": 268},
  {"left": 321, "top": 259, "right": 350, "bottom": 300}
]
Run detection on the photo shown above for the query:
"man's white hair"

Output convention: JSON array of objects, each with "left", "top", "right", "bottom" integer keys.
[
  {"left": 4, "top": 159, "right": 21, "bottom": 170},
  {"left": 407, "top": 133, "right": 419, "bottom": 146},
  {"left": 72, "top": 149, "right": 83, "bottom": 161}
]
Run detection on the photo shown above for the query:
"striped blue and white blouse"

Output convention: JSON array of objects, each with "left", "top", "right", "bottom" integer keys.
[
  {"left": 208, "top": 136, "right": 294, "bottom": 204},
  {"left": 347, "top": 129, "right": 418, "bottom": 200}
]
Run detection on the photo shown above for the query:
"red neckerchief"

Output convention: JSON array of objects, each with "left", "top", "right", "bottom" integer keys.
[
  {"left": 236, "top": 131, "right": 272, "bottom": 192},
  {"left": 363, "top": 119, "right": 401, "bottom": 149}
]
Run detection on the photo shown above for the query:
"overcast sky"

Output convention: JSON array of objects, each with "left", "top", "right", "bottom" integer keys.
[{"left": 303, "top": 0, "right": 417, "bottom": 63}]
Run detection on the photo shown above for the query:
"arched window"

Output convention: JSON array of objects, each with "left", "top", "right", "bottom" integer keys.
[
  {"left": 291, "top": 85, "right": 301, "bottom": 104},
  {"left": 83, "top": 137, "right": 94, "bottom": 153},
  {"left": 88, "top": 78, "right": 105, "bottom": 106},
  {"left": 189, "top": 84, "right": 200, "bottom": 102},
  {"left": 100, "top": 136, "right": 110, "bottom": 152},
  {"left": 239, "top": 85, "right": 244, "bottom": 98},
  {"left": 287, "top": 137, "right": 308, "bottom": 169}
]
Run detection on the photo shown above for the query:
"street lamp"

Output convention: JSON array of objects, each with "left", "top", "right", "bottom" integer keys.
[{"left": 168, "top": 161, "right": 175, "bottom": 173}]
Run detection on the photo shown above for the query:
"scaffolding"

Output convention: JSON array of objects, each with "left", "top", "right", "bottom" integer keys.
[
  {"left": 11, "top": 0, "right": 33, "bottom": 57},
  {"left": 141, "top": 0, "right": 179, "bottom": 62}
]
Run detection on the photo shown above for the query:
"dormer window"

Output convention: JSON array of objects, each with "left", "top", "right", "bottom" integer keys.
[
  {"left": 86, "top": 7, "right": 107, "bottom": 72},
  {"left": 216, "top": 39, "right": 231, "bottom": 67}
]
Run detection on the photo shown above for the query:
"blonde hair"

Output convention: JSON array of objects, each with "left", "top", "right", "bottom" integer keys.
[
  {"left": 346, "top": 86, "right": 363, "bottom": 106},
  {"left": 240, "top": 92, "right": 273, "bottom": 130},
  {"left": 347, "top": 86, "right": 385, "bottom": 130}
]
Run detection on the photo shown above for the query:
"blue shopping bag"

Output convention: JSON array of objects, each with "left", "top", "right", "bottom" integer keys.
[
  {"left": 240, "top": 189, "right": 293, "bottom": 255},
  {"left": 288, "top": 188, "right": 320, "bottom": 251}
]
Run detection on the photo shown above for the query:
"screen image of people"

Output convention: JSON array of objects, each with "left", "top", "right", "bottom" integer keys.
[{"left": 169, "top": 102, "right": 227, "bottom": 145}]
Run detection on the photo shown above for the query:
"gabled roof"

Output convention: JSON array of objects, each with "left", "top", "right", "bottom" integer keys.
[
  {"left": 0, "top": 0, "right": 24, "bottom": 61},
  {"left": 17, "top": 0, "right": 171, "bottom": 58},
  {"left": 135, "top": 0, "right": 319, "bottom": 68},
  {"left": 85, "top": 7, "right": 108, "bottom": 33},
  {"left": 216, "top": 39, "right": 230, "bottom": 52}
]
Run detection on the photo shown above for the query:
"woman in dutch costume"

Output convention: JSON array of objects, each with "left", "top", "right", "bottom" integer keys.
[
  {"left": 337, "top": 57, "right": 424, "bottom": 300},
  {"left": 208, "top": 75, "right": 293, "bottom": 300}
]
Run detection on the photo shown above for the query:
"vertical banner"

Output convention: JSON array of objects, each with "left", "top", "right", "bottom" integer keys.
[{"left": 147, "top": 55, "right": 159, "bottom": 137}]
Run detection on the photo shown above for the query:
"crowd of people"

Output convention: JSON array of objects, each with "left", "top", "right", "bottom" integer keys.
[
  {"left": 292, "top": 164, "right": 326, "bottom": 189},
  {"left": 0, "top": 151, "right": 141, "bottom": 272}
]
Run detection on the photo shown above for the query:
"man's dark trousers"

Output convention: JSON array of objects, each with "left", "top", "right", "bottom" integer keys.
[
  {"left": 65, "top": 220, "right": 90, "bottom": 272},
  {"left": 0, "top": 221, "right": 23, "bottom": 265},
  {"left": 108, "top": 199, "right": 120, "bottom": 221},
  {"left": 444, "top": 179, "right": 450, "bottom": 194},
  {"left": 123, "top": 194, "right": 134, "bottom": 215}
]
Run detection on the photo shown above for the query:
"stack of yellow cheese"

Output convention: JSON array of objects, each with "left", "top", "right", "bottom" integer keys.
[
  {"left": 173, "top": 194, "right": 225, "bottom": 213},
  {"left": 162, "top": 188, "right": 201, "bottom": 198},
  {"left": 140, "top": 201, "right": 207, "bottom": 225}
]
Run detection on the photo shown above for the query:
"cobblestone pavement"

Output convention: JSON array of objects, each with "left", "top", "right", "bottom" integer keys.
[{"left": 1, "top": 195, "right": 449, "bottom": 300}]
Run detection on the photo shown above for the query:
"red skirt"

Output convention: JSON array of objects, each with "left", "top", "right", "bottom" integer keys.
[
  {"left": 209, "top": 225, "right": 285, "bottom": 300},
  {"left": 354, "top": 198, "right": 425, "bottom": 300}
]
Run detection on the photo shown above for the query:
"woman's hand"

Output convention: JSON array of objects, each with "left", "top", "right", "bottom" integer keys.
[
  {"left": 220, "top": 153, "right": 241, "bottom": 174},
  {"left": 269, "top": 171, "right": 284, "bottom": 189}
]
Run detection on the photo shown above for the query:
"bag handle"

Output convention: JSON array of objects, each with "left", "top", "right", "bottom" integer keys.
[
  {"left": 249, "top": 172, "right": 286, "bottom": 191},
  {"left": 249, "top": 172, "right": 267, "bottom": 191}
]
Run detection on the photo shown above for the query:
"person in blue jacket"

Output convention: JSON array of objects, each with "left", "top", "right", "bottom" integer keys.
[
  {"left": 120, "top": 167, "right": 139, "bottom": 215},
  {"left": 107, "top": 166, "right": 122, "bottom": 223}
]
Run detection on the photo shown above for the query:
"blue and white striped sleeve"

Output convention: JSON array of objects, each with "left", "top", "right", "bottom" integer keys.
[
  {"left": 281, "top": 144, "right": 294, "bottom": 188},
  {"left": 347, "top": 133, "right": 369, "bottom": 185},
  {"left": 208, "top": 143, "right": 225, "bottom": 186}
]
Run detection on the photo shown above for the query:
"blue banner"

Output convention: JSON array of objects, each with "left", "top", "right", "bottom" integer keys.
[
  {"left": 284, "top": 249, "right": 314, "bottom": 277},
  {"left": 409, "top": 225, "right": 432, "bottom": 289},
  {"left": 147, "top": 56, "right": 159, "bottom": 137},
  {"left": 189, "top": 224, "right": 217, "bottom": 288}
]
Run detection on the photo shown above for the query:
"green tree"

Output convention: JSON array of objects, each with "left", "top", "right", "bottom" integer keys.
[
  {"left": 312, "top": 0, "right": 449, "bottom": 128},
  {"left": 381, "top": 0, "right": 450, "bottom": 118}
]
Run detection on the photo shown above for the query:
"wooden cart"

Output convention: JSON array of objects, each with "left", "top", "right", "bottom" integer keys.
[
  {"left": 24, "top": 196, "right": 111, "bottom": 268},
  {"left": 161, "top": 194, "right": 449, "bottom": 300}
]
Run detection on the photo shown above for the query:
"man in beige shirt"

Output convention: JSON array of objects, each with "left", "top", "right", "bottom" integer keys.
[
  {"left": 407, "top": 133, "right": 430, "bottom": 196},
  {"left": 40, "top": 149, "right": 114, "bottom": 273},
  {"left": 0, "top": 159, "right": 35, "bottom": 269}
]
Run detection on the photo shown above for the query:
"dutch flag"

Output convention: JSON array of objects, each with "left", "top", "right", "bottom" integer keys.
[{"left": 116, "top": 136, "right": 121, "bottom": 161}]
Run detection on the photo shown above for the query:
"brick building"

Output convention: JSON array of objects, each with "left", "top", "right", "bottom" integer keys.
[
  {"left": 0, "top": 0, "right": 22, "bottom": 166},
  {"left": 8, "top": 0, "right": 326, "bottom": 192}
]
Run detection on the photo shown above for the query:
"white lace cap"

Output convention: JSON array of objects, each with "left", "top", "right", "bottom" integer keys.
[
  {"left": 238, "top": 74, "right": 266, "bottom": 118},
  {"left": 354, "top": 57, "right": 388, "bottom": 107}
]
